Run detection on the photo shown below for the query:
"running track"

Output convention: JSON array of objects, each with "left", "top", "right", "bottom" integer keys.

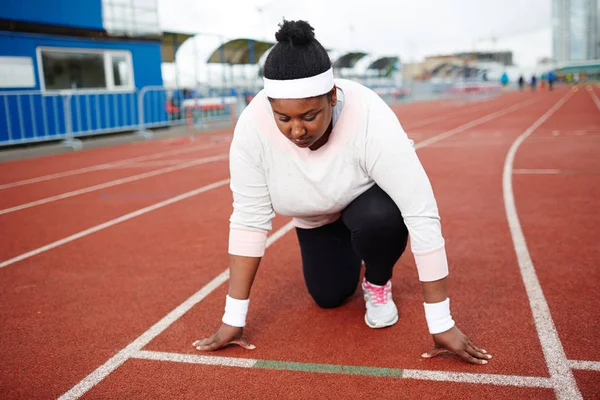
[{"left": 0, "top": 85, "right": 599, "bottom": 399}]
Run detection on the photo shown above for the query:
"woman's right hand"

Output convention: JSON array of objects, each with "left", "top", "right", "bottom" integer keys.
[{"left": 192, "top": 323, "right": 256, "bottom": 351}]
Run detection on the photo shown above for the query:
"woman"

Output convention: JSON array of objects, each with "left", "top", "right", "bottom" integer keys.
[{"left": 193, "top": 20, "right": 492, "bottom": 365}]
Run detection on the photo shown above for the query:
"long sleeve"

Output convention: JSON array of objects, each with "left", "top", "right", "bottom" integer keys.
[
  {"left": 228, "top": 119, "right": 276, "bottom": 257},
  {"left": 364, "top": 92, "right": 448, "bottom": 282}
]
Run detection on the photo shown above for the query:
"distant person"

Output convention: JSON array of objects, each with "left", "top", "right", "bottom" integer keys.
[
  {"left": 500, "top": 72, "right": 509, "bottom": 87},
  {"left": 530, "top": 75, "right": 537, "bottom": 91},
  {"left": 518, "top": 75, "right": 525, "bottom": 91},
  {"left": 548, "top": 70, "right": 556, "bottom": 91},
  {"left": 193, "top": 19, "right": 492, "bottom": 366}
]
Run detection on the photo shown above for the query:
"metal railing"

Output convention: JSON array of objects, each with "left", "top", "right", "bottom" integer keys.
[
  {"left": 136, "top": 87, "right": 236, "bottom": 135},
  {"left": 0, "top": 91, "right": 65, "bottom": 146},
  {"left": 0, "top": 87, "right": 238, "bottom": 148}
]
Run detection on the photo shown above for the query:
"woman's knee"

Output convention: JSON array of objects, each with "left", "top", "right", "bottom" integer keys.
[
  {"left": 361, "top": 207, "right": 404, "bottom": 234},
  {"left": 309, "top": 291, "right": 352, "bottom": 309},
  {"left": 343, "top": 187, "right": 406, "bottom": 236}
]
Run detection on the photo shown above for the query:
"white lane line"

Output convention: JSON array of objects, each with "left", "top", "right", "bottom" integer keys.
[
  {"left": 590, "top": 89, "right": 600, "bottom": 111},
  {"left": 0, "top": 179, "right": 230, "bottom": 269},
  {"left": 402, "top": 369, "right": 553, "bottom": 388},
  {"left": 57, "top": 221, "right": 296, "bottom": 400},
  {"left": 130, "top": 350, "right": 554, "bottom": 389},
  {"left": 402, "top": 95, "right": 500, "bottom": 130},
  {"left": 0, "top": 142, "right": 227, "bottom": 190},
  {"left": 568, "top": 360, "right": 600, "bottom": 371},
  {"left": 415, "top": 97, "right": 539, "bottom": 149},
  {"left": 502, "top": 91, "right": 582, "bottom": 400},
  {"left": 134, "top": 350, "right": 257, "bottom": 368},
  {"left": 513, "top": 169, "right": 563, "bottom": 174},
  {"left": 0, "top": 154, "right": 228, "bottom": 216},
  {"left": 514, "top": 168, "right": 600, "bottom": 175},
  {"left": 102, "top": 159, "right": 200, "bottom": 168}
]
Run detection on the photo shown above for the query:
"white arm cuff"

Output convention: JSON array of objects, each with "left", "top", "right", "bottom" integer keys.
[
  {"left": 423, "top": 298, "right": 455, "bottom": 334},
  {"left": 222, "top": 295, "right": 250, "bottom": 327}
]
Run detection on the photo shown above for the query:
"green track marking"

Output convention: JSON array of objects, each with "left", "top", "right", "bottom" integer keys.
[{"left": 254, "top": 360, "right": 404, "bottom": 378}]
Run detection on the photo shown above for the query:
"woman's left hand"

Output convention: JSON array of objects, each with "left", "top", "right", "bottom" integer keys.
[{"left": 421, "top": 325, "right": 492, "bottom": 365}]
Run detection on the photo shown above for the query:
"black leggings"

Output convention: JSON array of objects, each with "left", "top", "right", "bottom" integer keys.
[{"left": 295, "top": 184, "right": 409, "bottom": 309}]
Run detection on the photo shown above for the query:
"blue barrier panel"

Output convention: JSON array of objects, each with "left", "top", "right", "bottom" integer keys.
[{"left": 0, "top": 91, "right": 66, "bottom": 145}]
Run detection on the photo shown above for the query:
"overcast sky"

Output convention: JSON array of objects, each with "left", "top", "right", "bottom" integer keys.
[
  {"left": 157, "top": 0, "right": 552, "bottom": 65},
  {"left": 156, "top": 0, "right": 553, "bottom": 85}
]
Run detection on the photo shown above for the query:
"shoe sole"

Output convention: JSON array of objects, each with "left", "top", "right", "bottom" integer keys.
[{"left": 364, "top": 313, "right": 399, "bottom": 329}]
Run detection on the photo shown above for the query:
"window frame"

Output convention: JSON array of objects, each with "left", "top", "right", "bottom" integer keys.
[
  {"left": 102, "top": 0, "right": 161, "bottom": 37},
  {"left": 36, "top": 47, "right": 135, "bottom": 93}
]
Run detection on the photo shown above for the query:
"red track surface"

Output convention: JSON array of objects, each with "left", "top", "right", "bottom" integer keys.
[{"left": 1, "top": 86, "right": 598, "bottom": 399}]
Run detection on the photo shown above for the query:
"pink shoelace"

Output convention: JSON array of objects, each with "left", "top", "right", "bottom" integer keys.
[{"left": 363, "top": 279, "right": 391, "bottom": 305}]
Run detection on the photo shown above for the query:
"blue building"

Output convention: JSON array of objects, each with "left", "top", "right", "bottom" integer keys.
[{"left": 0, "top": 0, "right": 168, "bottom": 146}]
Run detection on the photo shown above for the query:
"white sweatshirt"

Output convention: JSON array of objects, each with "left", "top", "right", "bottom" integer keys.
[{"left": 228, "top": 79, "right": 448, "bottom": 282}]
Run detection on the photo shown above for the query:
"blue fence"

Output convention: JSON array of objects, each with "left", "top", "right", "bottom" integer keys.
[
  {"left": 0, "top": 91, "right": 65, "bottom": 144},
  {"left": 0, "top": 88, "right": 237, "bottom": 147},
  {"left": 67, "top": 91, "right": 139, "bottom": 137}
]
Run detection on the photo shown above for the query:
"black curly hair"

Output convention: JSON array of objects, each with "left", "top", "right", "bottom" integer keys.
[{"left": 263, "top": 19, "right": 332, "bottom": 81}]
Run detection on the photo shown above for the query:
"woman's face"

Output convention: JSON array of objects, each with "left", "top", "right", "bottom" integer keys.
[{"left": 269, "top": 88, "right": 337, "bottom": 149}]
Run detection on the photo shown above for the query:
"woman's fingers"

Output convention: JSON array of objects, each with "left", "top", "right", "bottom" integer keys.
[
  {"left": 465, "top": 343, "right": 492, "bottom": 362},
  {"left": 459, "top": 350, "right": 488, "bottom": 365},
  {"left": 466, "top": 337, "right": 488, "bottom": 355},
  {"left": 421, "top": 346, "right": 449, "bottom": 358},
  {"left": 193, "top": 334, "right": 221, "bottom": 351},
  {"left": 192, "top": 333, "right": 255, "bottom": 351},
  {"left": 230, "top": 338, "right": 256, "bottom": 350},
  {"left": 192, "top": 335, "right": 215, "bottom": 348},
  {"left": 195, "top": 340, "right": 223, "bottom": 351}
]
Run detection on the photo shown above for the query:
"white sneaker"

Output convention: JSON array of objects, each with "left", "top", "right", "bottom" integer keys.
[{"left": 361, "top": 278, "right": 398, "bottom": 329}]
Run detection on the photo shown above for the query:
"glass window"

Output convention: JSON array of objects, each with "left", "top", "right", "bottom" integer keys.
[
  {"left": 135, "top": 9, "right": 159, "bottom": 25},
  {"left": 102, "top": 0, "right": 161, "bottom": 36},
  {"left": 111, "top": 54, "right": 131, "bottom": 87},
  {"left": 133, "top": 0, "right": 158, "bottom": 8},
  {"left": 41, "top": 51, "right": 106, "bottom": 90},
  {"left": 39, "top": 49, "right": 133, "bottom": 91},
  {"left": 569, "top": 0, "right": 586, "bottom": 60}
]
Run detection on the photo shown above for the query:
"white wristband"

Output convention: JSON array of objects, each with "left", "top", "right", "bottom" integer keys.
[
  {"left": 222, "top": 295, "right": 250, "bottom": 327},
  {"left": 423, "top": 298, "right": 455, "bottom": 334}
]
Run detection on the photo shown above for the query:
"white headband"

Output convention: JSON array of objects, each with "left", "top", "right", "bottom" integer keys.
[{"left": 263, "top": 68, "right": 334, "bottom": 99}]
